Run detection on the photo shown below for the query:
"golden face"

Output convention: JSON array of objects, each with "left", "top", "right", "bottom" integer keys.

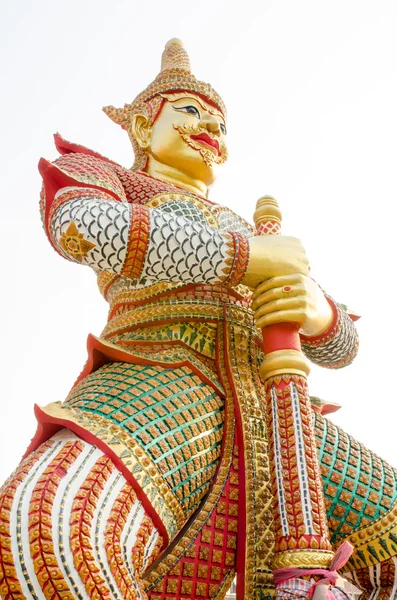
[{"left": 146, "top": 93, "right": 228, "bottom": 187}]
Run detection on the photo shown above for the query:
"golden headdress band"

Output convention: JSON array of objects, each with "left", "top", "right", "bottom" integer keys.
[{"left": 103, "top": 39, "right": 226, "bottom": 170}]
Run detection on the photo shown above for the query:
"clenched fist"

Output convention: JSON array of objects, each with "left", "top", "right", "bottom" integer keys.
[
  {"left": 241, "top": 235, "right": 310, "bottom": 290},
  {"left": 251, "top": 273, "right": 334, "bottom": 337}
]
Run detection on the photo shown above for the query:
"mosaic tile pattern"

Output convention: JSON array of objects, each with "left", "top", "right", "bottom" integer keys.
[
  {"left": 65, "top": 362, "right": 225, "bottom": 516},
  {"left": 110, "top": 322, "right": 218, "bottom": 358},
  {"left": 147, "top": 447, "right": 239, "bottom": 599},
  {"left": 315, "top": 413, "right": 397, "bottom": 543}
]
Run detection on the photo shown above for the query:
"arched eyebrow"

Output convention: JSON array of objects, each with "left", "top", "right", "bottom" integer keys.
[{"left": 161, "top": 92, "right": 226, "bottom": 125}]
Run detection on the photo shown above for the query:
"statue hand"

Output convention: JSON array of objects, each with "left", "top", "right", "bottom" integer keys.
[
  {"left": 251, "top": 274, "right": 334, "bottom": 337},
  {"left": 241, "top": 235, "right": 310, "bottom": 290}
]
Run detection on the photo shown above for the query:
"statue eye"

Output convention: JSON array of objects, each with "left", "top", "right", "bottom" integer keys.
[
  {"left": 174, "top": 105, "right": 201, "bottom": 118},
  {"left": 220, "top": 123, "right": 227, "bottom": 135}
]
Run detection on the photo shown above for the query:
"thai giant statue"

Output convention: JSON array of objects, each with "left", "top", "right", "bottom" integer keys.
[{"left": 1, "top": 39, "right": 396, "bottom": 600}]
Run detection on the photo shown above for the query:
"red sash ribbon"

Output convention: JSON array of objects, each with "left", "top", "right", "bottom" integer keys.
[{"left": 273, "top": 541, "right": 354, "bottom": 600}]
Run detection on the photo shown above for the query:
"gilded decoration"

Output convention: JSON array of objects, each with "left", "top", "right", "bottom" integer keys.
[
  {"left": 101, "top": 300, "right": 226, "bottom": 339},
  {"left": 224, "top": 309, "right": 276, "bottom": 597},
  {"left": 110, "top": 321, "right": 218, "bottom": 359},
  {"left": 143, "top": 322, "right": 237, "bottom": 597},
  {"left": 341, "top": 504, "right": 397, "bottom": 572},
  {"left": 4, "top": 35, "right": 392, "bottom": 600},
  {"left": 58, "top": 221, "right": 96, "bottom": 262},
  {"left": 271, "top": 550, "right": 334, "bottom": 570}
]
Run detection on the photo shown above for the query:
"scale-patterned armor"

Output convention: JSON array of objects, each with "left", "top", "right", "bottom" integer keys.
[{"left": 1, "top": 135, "right": 385, "bottom": 600}]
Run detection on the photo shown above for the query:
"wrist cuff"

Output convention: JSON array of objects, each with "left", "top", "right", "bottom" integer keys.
[{"left": 301, "top": 297, "right": 359, "bottom": 369}]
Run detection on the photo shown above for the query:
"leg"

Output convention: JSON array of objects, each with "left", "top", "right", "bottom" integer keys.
[
  {"left": 0, "top": 429, "right": 162, "bottom": 600},
  {"left": 1, "top": 359, "right": 231, "bottom": 600},
  {"left": 314, "top": 412, "right": 397, "bottom": 600}
]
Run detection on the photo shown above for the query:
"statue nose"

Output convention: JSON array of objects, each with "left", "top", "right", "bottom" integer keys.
[{"left": 203, "top": 117, "right": 221, "bottom": 134}]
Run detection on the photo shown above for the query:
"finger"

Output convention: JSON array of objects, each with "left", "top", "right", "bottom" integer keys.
[
  {"left": 251, "top": 284, "right": 305, "bottom": 310},
  {"left": 255, "top": 309, "right": 306, "bottom": 329},
  {"left": 252, "top": 274, "right": 303, "bottom": 300},
  {"left": 298, "top": 254, "right": 310, "bottom": 268},
  {"left": 254, "top": 297, "right": 306, "bottom": 320},
  {"left": 289, "top": 262, "right": 310, "bottom": 277},
  {"left": 251, "top": 274, "right": 304, "bottom": 304}
]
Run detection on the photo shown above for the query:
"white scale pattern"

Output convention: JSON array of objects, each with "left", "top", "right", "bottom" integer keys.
[
  {"left": 51, "top": 193, "right": 130, "bottom": 272},
  {"left": 156, "top": 200, "right": 208, "bottom": 225},
  {"left": 50, "top": 193, "right": 252, "bottom": 287},
  {"left": 143, "top": 209, "right": 231, "bottom": 284},
  {"left": 215, "top": 208, "right": 255, "bottom": 238}
]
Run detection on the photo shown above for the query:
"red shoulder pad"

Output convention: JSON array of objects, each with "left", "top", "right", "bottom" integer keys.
[
  {"left": 52, "top": 134, "right": 180, "bottom": 205},
  {"left": 53, "top": 132, "right": 118, "bottom": 165},
  {"left": 38, "top": 151, "right": 127, "bottom": 255},
  {"left": 39, "top": 152, "right": 126, "bottom": 203}
]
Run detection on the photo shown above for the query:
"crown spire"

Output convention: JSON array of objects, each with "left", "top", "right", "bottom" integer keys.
[
  {"left": 103, "top": 38, "right": 226, "bottom": 171},
  {"left": 160, "top": 38, "right": 191, "bottom": 72}
]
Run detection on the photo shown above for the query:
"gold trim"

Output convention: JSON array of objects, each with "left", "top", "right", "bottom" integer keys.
[
  {"left": 259, "top": 349, "right": 310, "bottom": 380},
  {"left": 102, "top": 300, "right": 224, "bottom": 338},
  {"left": 107, "top": 281, "right": 183, "bottom": 307},
  {"left": 272, "top": 550, "right": 334, "bottom": 569},
  {"left": 143, "top": 322, "right": 236, "bottom": 590},
  {"left": 341, "top": 503, "right": 397, "bottom": 571},
  {"left": 224, "top": 313, "right": 276, "bottom": 596}
]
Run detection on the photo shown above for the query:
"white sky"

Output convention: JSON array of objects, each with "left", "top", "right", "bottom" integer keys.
[{"left": 1, "top": 0, "right": 397, "bottom": 482}]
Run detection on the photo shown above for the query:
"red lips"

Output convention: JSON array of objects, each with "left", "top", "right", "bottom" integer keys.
[{"left": 190, "top": 132, "right": 220, "bottom": 155}]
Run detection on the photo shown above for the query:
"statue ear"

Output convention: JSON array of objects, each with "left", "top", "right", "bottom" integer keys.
[{"left": 131, "top": 113, "right": 152, "bottom": 150}]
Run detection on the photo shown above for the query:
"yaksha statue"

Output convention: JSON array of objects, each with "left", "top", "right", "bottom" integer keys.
[{"left": 1, "top": 39, "right": 397, "bottom": 600}]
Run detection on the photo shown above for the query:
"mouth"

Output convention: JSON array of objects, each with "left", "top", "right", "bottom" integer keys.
[{"left": 189, "top": 133, "right": 220, "bottom": 155}]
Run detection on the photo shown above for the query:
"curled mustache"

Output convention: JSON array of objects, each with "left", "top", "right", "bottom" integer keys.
[{"left": 173, "top": 123, "right": 228, "bottom": 166}]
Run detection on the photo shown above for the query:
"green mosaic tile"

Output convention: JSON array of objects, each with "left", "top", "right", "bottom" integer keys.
[
  {"left": 314, "top": 413, "right": 397, "bottom": 543},
  {"left": 66, "top": 362, "right": 224, "bottom": 515}
]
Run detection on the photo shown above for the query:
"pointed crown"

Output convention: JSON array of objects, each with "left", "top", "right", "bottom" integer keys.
[{"left": 103, "top": 39, "right": 226, "bottom": 170}]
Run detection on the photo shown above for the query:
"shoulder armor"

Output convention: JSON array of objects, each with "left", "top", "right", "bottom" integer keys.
[
  {"left": 49, "top": 134, "right": 177, "bottom": 205},
  {"left": 38, "top": 134, "right": 128, "bottom": 254},
  {"left": 39, "top": 133, "right": 127, "bottom": 202},
  {"left": 53, "top": 132, "right": 118, "bottom": 165}
]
